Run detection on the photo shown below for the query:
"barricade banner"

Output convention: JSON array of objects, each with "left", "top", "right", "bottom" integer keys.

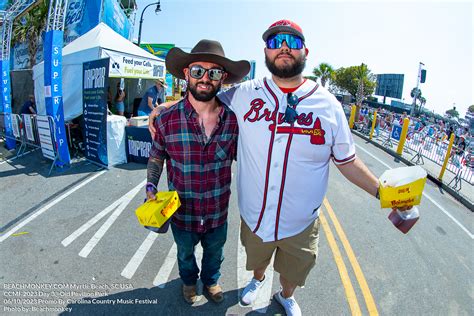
[
  {"left": 37, "top": 115, "right": 55, "bottom": 160},
  {"left": 11, "top": 114, "right": 20, "bottom": 138},
  {"left": 1, "top": 60, "right": 16, "bottom": 149},
  {"left": 82, "top": 58, "right": 109, "bottom": 167},
  {"left": 44, "top": 30, "right": 71, "bottom": 166},
  {"left": 22, "top": 114, "right": 35, "bottom": 142}
]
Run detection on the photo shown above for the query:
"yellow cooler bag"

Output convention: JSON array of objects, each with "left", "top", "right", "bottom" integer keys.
[
  {"left": 135, "top": 191, "right": 181, "bottom": 228},
  {"left": 379, "top": 166, "right": 427, "bottom": 209}
]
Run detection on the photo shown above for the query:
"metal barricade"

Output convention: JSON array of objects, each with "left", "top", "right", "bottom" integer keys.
[
  {"left": 35, "top": 115, "right": 61, "bottom": 176},
  {"left": 405, "top": 130, "right": 473, "bottom": 187},
  {"left": 0, "top": 112, "right": 25, "bottom": 157},
  {"left": 21, "top": 114, "right": 42, "bottom": 151}
]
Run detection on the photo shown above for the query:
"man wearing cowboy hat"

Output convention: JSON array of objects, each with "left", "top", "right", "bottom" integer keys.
[
  {"left": 137, "top": 77, "right": 167, "bottom": 116},
  {"left": 146, "top": 39, "right": 250, "bottom": 304}
]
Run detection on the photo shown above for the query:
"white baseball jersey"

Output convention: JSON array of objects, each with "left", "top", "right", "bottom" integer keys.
[{"left": 219, "top": 78, "right": 355, "bottom": 242}]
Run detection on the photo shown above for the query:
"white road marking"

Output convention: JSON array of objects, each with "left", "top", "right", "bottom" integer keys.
[
  {"left": 121, "top": 231, "right": 159, "bottom": 279},
  {"left": 153, "top": 243, "right": 178, "bottom": 288},
  {"left": 0, "top": 170, "right": 106, "bottom": 243},
  {"left": 356, "top": 143, "right": 473, "bottom": 239},
  {"left": 78, "top": 180, "right": 146, "bottom": 258},
  {"left": 237, "top": 221, "right": 274, "bottom": 312},
  {"left": 62, "top": 198, "right": 122, "bottom": 247}
]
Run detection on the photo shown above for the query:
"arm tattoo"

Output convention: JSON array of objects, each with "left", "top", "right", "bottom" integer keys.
[{"left": 147, "top": 157, "right": 164, "bottom": 186}]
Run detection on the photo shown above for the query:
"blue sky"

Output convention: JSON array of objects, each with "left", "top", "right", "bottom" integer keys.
[{"left": 134, "top": 0, "right": 473, "bottom": 117}]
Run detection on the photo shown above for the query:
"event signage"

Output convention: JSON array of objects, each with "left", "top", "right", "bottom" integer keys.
[
  {"left": 125, "top": 126, "right": 152, "bottom": 164},
  {"left": 391, "top": 125, "right": 402, "bottom": 141},
  {"left": 1, "top": 60, "right": 16, "bottom": 149},
  {"left": 140, "top": 44, "right": 175, "bottom": 60},
  {"left": 36, "top": 115, "right": 55, "bottom": 160},
  {"left": 22, "top": 114, "right": 35, "bottom": 142},
  {"left": 11, "top": 114, "right": 20, "bottom": 138},
  {"left": 103, "top": 49, "right": 164, "bottom": 79},
  {"left": 101, "top": 0, "right": 131, "bottom": 40},
  {"left": 44, "top": 30, "right": 71, "bottom": 166},
  {"left": 82, "top": 58, "right": 109, "bottom": 167},
  {"left": 64, "top": 0, "right": 101, "bottom": 44}
]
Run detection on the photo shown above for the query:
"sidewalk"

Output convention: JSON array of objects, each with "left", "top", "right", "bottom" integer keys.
[
  {"left": 0, "top": 139, "right": 16, "bottom": 162},
  {"left": 352, "top": 130, "right": 473, "bottom": 211}
]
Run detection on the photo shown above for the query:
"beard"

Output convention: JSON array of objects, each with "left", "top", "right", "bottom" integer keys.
[
  {"left": 265, "top": 53, "right": 306, "bottom": 78},
  {"left": 188, "top": 79, "right": 221, "bottom": 102}
]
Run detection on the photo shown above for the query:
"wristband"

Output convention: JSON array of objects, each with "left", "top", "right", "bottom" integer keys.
[
  {"left": 375, "top": 187, "right": 380, "bottom": 200},
  {"left": 146, "top": 182, "right": 157, "bottom": 194}
]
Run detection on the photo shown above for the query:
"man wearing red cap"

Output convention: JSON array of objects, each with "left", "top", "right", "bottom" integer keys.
[{"left": 150, "top": 19, "right": 411, "bottom": 316}]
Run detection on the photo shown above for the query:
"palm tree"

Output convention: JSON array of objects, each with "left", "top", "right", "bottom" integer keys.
[
  {"left": 312, "top": 62, "right": 334, "bottom": 87},
  {"left": 12, "top": 0, "right": 49, "bottom": 69}
]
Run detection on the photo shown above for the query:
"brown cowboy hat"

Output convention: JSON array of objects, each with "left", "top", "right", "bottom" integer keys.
[{"left": 165, "top": 39, "right": 250, "bottom": 84}]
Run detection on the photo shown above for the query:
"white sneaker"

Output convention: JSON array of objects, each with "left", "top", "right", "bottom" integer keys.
[
  {"left": 274, "top": 290, "right": 302, "bottom": 316},
  {"left": 241, "top": 275, "right": 266, "bottom": 305}
]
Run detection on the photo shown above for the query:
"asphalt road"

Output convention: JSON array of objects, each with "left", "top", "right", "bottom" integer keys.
[{"left": 0, "top": 135, "right": 472, "bottom": 316}]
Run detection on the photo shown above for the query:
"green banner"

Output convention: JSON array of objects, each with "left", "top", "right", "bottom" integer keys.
[{"left": 140, "top": 44, "right": 175, "bottom": 60}]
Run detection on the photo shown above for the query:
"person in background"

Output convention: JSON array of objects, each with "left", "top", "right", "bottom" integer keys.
[
  {"left": 114, "top": 82, "right": 126, "bottom": 116},
  {"left": 20, "top": 95, "right": 36, "bottom": 114},
  {"left": 137, "top": 78, "right": 167, "bottom": 116}
]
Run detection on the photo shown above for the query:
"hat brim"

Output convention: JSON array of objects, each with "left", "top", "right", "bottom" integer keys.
[
  {"left": 166, "top": 47, "right": 250, "bottom": 84},
  {"left": 262, "top": 26, "right": 305, "bottom": 42}
]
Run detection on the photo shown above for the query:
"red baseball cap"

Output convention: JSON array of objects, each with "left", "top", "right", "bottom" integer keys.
[{"left": 262, "top": 19, "right": 305, "bottom": 42}]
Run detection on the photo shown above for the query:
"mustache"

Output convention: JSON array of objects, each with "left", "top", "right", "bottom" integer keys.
[{"left": 277, "top": 53, "right": 294, "bottom": 59}]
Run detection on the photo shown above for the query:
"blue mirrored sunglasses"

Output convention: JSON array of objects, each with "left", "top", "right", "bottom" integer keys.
[
  {"left": 266, "top": 34, "right": 304, "bottom": 50},
  {"left": 284, "top": 93, "right": 299, "bottom": 124}
]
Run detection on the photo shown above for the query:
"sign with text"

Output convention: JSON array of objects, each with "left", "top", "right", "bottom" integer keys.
[
  {"left": 36, "top": 115, "right": 55, "bottom": 160},
  {"left": 102, "top": 49, "right": 164, "bottom": 79},
  {"left": 44, "top": 30, "right": 71, "bottom": 166},
  {"left": 1, "top": 60, "right": 16, "bottom": 149},
  {"left": 83, "top": 58, "right": 109, "bottom": 167},
  {"left": 22, "top": 114, "right": 35, "bottom": 142}
]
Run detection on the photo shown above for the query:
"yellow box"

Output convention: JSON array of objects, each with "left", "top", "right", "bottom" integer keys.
[
  {"left": 135, "top": 191, "right": 181, "bottom": 228},
  {"left": 379, "top": 177, "right": 426, "bottom": 208}
]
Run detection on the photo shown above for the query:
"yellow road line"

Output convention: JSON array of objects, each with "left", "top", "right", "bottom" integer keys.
[
  {"left": 324, "top": 198, "right": 379, "bottom": 316},
  {"left": 11, "top": 232, "right": 29, "bottom": 237},
  {"left": 320, "top": 211, "right": 362, "bottom": 316}
]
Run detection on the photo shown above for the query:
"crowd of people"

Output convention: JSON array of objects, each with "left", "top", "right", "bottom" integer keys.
[{"left": 350, "top": 105, "right": 472, "bottom": 168}]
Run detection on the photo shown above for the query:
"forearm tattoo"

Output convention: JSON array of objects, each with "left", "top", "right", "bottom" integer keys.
[{"left": 147, "top": 157, "right": 164, "bottom": 186}]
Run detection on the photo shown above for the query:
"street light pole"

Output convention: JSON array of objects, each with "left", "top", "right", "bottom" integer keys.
[{"left": 137, "top": 1, "right": 161, "bottom": 46}]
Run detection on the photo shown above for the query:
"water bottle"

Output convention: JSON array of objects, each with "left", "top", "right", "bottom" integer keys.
[{"left": 388, "top": 206, "right": 419, "bottom": 234}]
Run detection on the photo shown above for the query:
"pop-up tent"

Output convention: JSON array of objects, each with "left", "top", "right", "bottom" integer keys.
[{"left": 33, "top": 22, "right": 165, "bottom": 121}]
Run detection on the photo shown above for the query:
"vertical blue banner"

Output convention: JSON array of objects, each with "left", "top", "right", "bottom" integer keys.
[
  {"left": 44, "top": 30, "right": 71, "bottom": 166},
  {"left": 82, "top": 58, "right": 109, "bottom": 167},
  {"left": 1, "top": 60, "right": 16, "bottom": 149}
]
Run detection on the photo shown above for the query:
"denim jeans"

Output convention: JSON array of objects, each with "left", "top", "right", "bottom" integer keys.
[{"left": 171, "top": 222, "right": 227, "bottom": 287}]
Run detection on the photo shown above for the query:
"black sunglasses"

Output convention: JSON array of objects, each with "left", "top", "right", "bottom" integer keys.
[
  {"left": 189, "top": 65, "right": 225, "bottom": 81},
  {"left": 284, "top": 93, "right": 299, "bottom": 124}
]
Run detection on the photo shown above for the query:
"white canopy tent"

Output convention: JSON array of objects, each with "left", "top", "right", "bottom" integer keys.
[{"left": 33, "top": 22, "right": 165, "bottom": 121}]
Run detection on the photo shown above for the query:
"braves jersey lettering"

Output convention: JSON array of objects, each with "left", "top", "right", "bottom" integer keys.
[
  {"left": 218, "top": 77, "right": 356, "bottom": 242},
  {"left": 244, "top": 98, "right": 314, "bottom": 126}
]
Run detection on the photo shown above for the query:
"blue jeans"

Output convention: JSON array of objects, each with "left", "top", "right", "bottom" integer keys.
[{"left": 171, "top": 222, "right": 227, "bottom": 287}]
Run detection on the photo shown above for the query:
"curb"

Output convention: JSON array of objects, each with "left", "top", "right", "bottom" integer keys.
[{"left": 351, "top": 130, "right": 474, "bottom": 212}]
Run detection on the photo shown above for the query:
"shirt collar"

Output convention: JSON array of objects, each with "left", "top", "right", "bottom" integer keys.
[{"left": 183, "top": 96, "right": 227, "bottom": 123}]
